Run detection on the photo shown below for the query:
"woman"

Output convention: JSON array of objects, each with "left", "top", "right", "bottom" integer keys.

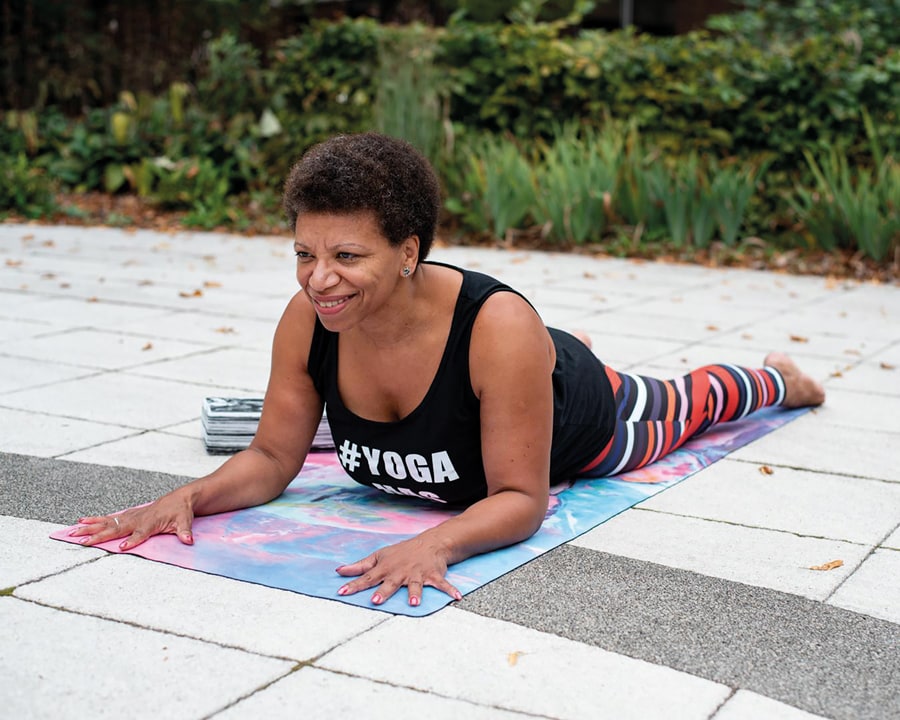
[{"left": 72, "top": 133, "right": 826, "bottom": 608}]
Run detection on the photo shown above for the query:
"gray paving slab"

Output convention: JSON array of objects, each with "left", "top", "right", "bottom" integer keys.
[
  {"left": 459, "top": 546, "right": 900, "bottom": 720},
  {"left": 0, "top": 452, "right": 186, "bottom": 523},
  {"left": 16, "top": 553, "right": 384, "bottom": 659},
  {"left": 571, "top": 506, "right": 869, "bottom": 600},
  {"left": 1, "top": 372, "right": 241, "bottom": 428},
  {"left": 640, "top": 459, "right": 900, "bottom": 544},
  {"left": 213, "top": 666, "right": 537, "bottom": 719},
  {"left": 0, "top": 407, "right": 138, "bottom": 457},
  {"left": 714, "top": 691, "right": 827, "bottom": 720},
  {"left": 827, "top": 548, "right": 900, "bottom": 624},
  {"left": 318, "top": 608, "right": 731, "bottom": 720},
  {"left": 1, "top": 515, "right": 104, "bottom": 588},
  {"left": 0, "top": 596, "right": 293, "bottom": 720}
]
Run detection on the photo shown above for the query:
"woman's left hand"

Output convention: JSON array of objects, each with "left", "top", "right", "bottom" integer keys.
[{"left": 336, "top": 534, "right": 462, "bottom": 607}]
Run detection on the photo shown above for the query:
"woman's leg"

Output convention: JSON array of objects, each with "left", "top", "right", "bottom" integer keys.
[{"left": 578, "top": 354, "right": 823, "bottom": 477}]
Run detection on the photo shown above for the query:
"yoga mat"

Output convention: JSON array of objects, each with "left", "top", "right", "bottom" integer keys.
[{"left": 52, "top": 406, "right": 806, "bottom": 616}]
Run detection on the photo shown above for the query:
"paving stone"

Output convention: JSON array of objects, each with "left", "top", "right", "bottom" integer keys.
[
  {"left": 730, "top": 413, "right": 898, "bottom": 482},
  {"left": 128, "top": 346, "right": 270, "bottom": 393},
  {"left": 883, "top": 527, "right": 900, "bottom": 550},
  {"left": 0, "top": 316, "right": 60, "bottom": 342},
  {"left": 1, "top": 372, "right": 242, "bottom": 429},
  {"left": 827, "top": 549, "right": 900, "bottom": 624},
  {"left": 318, "top": 608, "right": 729, "bottom": 720},
  {"left": 115, "top": 310, "right": 276, "bottom": 349},
  {"left": 213, "top": 666, "right": 533, "bottom": 719},
  {"left": 571, "top": 509, "right": 869, "bottom": 601},
  {"left": 60, "top": 430, "right": 226, "bottom": 476},
  {"left": 640, "top": 460, "right": 900, "bottom": 545},
  {"left": 16, "top": 553, "right": 383, "bottom": 659},
  {"left": 715, "top": 690, "right": 828, "bottom": 719},
  {"left": 0, "top": 353, "right": 96, "bottom": 392},
  {"left": 0, "top": 407, "right": 138, "bottom": 457},
  {"left": 0, "top": 596, "right": 292, "bottom": 720},
  {"left": 0, "top": 515, "right": 103, "bottom": 587},
  {"left": 0, "top": 328, "right": 208, "bottom": 370}
]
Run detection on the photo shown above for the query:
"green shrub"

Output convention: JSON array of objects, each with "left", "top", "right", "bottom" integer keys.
[{"left": 0, "top": 153, "right": 57, "bottom": 218}]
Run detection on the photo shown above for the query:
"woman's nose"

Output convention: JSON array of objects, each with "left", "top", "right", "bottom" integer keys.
[{"left": 305, "top": 260, "right": 337, "bottom": 291}]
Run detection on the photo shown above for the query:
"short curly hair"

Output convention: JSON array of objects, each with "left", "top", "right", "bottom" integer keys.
[{"left": 283, "top": 133, "right": 441, "bottom": 261}]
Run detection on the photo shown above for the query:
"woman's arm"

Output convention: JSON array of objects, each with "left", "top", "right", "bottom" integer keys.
[
  {"left": 73, "top": 292, "right": 324, "bottom": 549},
  {"left": 336, "top": 291, "right": 555, "bottom": 605}
]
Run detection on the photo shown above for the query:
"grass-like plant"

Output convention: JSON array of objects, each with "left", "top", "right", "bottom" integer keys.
[{"left": 532, "top": 123, "right": 622, "bottom": 244}]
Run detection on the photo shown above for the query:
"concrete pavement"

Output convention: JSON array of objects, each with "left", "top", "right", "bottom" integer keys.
[{"left": 1, "top": 223, "right": 898, "bottom": 719}]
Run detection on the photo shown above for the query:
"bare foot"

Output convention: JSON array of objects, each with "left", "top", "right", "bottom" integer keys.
[
  {"left": 764, "top": 352, "right": 826, "bottom": 408},
  {"left": 571, "top": 330, "right": 592, "bottom": 349}
]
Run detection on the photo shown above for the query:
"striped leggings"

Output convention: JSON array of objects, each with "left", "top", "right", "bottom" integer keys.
[{"left": 578, "top": 364, "right": 786, "bottom": 477}]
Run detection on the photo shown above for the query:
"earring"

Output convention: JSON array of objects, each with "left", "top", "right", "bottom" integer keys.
[{"left": 402, "top": 266, "right": 411, "bottom": 277}]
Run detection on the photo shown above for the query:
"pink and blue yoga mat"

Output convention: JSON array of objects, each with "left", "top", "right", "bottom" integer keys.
[{"left": 52, "top": 406, "right": 806, "bottom": 616}]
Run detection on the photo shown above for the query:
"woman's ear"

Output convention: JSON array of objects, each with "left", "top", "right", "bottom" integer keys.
[{"left": 402, "top": 235, "right": 420, "bottom": 271}]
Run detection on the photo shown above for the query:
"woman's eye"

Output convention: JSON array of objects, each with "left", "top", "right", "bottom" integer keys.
[
  {"left": 294, "top": 250, "right": 311, "bottom": 259},
  {"left": 336, "top": 252, "right": 356, "bottom": 260}
]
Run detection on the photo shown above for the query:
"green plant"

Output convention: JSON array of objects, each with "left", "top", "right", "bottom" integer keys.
[
  {"left": 532, "top": 123, "right": 622, "bottom": 244},
  {"left": 444, "top": 133, "right": 535, "bottom": 239},
  {"left": 0, "top": 153, "right": 57, "bottom": 218},
  {"left": 791, "top": 148, "right": 900, "bottom": 261},
  {"left": 373, "top": 26, "right": 447, "bottom": 167},
  {"left": 710, "top": 157, "right": 771, "bottom": 246}
]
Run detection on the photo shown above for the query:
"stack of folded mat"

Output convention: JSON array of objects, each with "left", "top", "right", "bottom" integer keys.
[{"left": 201, "top": 397, "right": 333, "bottom": 454}]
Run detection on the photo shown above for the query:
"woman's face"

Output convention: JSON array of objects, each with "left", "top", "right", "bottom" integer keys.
[{"left": 293, "top": 211, "right": 416, "bottom": 332}]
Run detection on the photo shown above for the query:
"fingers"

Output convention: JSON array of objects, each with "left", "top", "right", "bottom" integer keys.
[
  {"left": 336, "top": 561, "right": 462, "bottom": 606},
  {"left": 68, "top": 504, "right": 194, "bottom": 551}
]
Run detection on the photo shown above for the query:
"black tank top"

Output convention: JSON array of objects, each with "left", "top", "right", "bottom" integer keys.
[{"left": 307, "top": 262, "right": 615, "bottom": 505}]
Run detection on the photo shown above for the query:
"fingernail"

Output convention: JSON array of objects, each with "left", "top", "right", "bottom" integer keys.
[
  {"left": 335, "top": 566, "right": 344, "bottom": 572},
  {"left": 337, "top": 585, "right": 348, "bottom": 596},
  {"left": 453, "top": 591, "right": 462, "bottom": 601},
  {"left": 410, "top": 596, "right": 420, "bottom": 607},
  {"left": 371, "top": 594, "right": 382, "bottom": 605},
  {"left": 119, "top": 541, "right": 128, "bottom": 550}
]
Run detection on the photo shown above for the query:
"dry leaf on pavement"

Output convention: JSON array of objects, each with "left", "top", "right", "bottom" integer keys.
[
  {"left": 789, "top": 334, "right": 809, "bottom": 343},
  {"left": 759, "top": 465, "right": 775, "bottom": 475},
  {"left": 507, "top": 651, "right": 525, "bottom": 666},
  {"left": 179, "top": 289, "right": 203, "bottom": 298},
  {"left": 809, "top": 560, "right": 843, "bottom": 571}
]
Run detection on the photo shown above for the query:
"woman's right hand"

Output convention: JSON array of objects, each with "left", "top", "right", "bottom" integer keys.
[{"left": 68, "top": 491, "right": 195, "bottom": 551}]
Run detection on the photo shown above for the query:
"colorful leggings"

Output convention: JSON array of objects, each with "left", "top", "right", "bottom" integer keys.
[{"left": 578, "top": 364, "right": 786, "bottom": 477}]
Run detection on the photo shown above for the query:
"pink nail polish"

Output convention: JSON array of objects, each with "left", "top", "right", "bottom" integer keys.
[
  {"left": 337, "top": 586, "right": 348, "bottom": 596},
  {"left": 410, "top": 596, "right": 420, "bottom": 606},
  {"left": 372, "top": 594, "right": 382, "bottom": 604}
]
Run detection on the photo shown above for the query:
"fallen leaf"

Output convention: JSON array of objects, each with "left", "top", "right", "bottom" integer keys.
[
  {"left": 59, "top": 282, "right": 70, "bottom": 289},
  {"left": 141, "top": 342, "right": 153, "bottom": 351},
  {"left": 809, "top": 559, "right": 843, "bottom": 571},
  {"left": 87, "top": 297, "right": 99, "bottom": 303},
  {"left": 759, "top": 465, "right": 774, "bottom": 475},
  {"left": 41, "top": 273, "right": 56, "bottom": 280},
  {"left": 41, "top": 239, "right": 55, "bottom": 247},
  {"left": 880, "top": 362, "right": 895, "bottom": 370},
  {"left": 5, "top": 259, "right": 23, "bottom": 267},
  {"left": 179, "top": 289, "right": 203, "bottom": 298},
  {"left": 706, "top": 325, "right": 719, "bottom": 331},
  {"left": 844, "top": 349, "right": 861, "bottom": 356},
  {"left": 582, "top": 271, "right": 596, "bottom": 279},
  {"left": 214, "top": 327, "right": 236, "bottom": 334},
  {"left": 21, "top": 233, "right": 34, "bottom": 241},
  {"left": 203, "top": 280, "right": 222, "bottom": 288},
  {"left": 789, "top": 335, "right": 809, "bottom": 343},
  {"left": 741, "top": 333, "right": 754, "bottom": 340},
  {"left": 138, "top": 280, "right": 153, "bottom": 286},
  {"left": 830, "top": 370, "right": 843, "bottom": 378},
  {"left": 507, "top": 651, "right": 525, "bottom": 666}
]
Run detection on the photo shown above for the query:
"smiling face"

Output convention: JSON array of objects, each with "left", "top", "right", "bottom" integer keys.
[{"left": 294, "top": 211, "right": 418, "bottom": 333}]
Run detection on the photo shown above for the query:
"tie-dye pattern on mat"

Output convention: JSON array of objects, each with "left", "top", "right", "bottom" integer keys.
[{"left": 52, "top": 406, "right": 806, "bottom": 616}]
